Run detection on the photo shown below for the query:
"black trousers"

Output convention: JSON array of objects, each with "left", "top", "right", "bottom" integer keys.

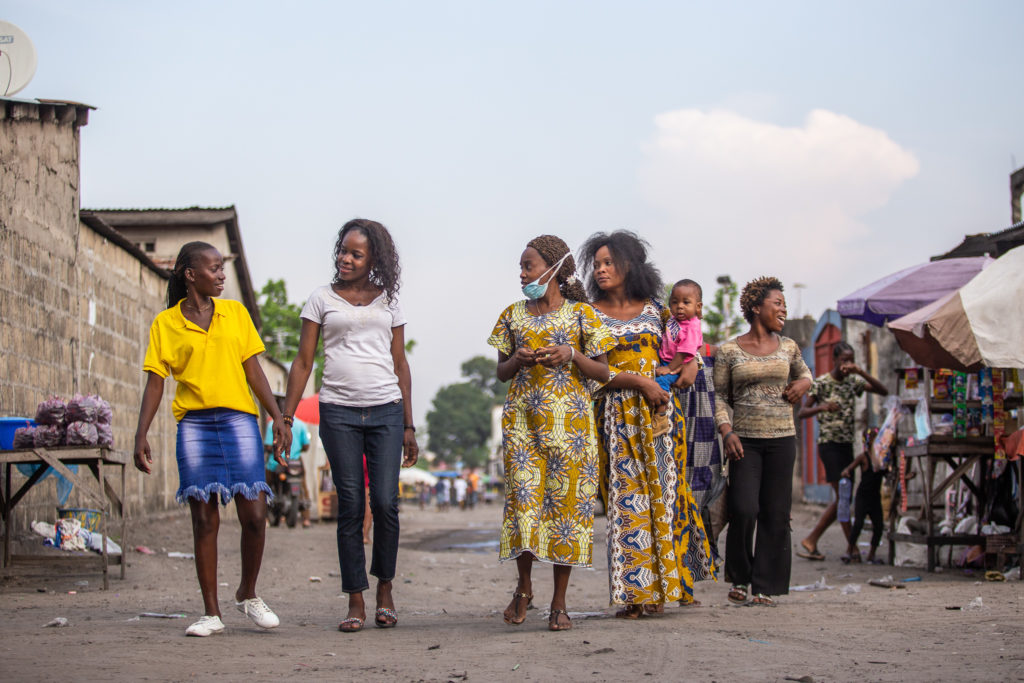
[
  {"left": 725, "top": 436, "right": 796, "bottom": 596},
  {"left": 849, "top": 476, "right": 884, "bottom": 548}
]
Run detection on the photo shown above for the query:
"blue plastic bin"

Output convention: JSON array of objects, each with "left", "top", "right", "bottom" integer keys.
[{"left": 0, "top": 417, "right": 35, "bottom": 450}]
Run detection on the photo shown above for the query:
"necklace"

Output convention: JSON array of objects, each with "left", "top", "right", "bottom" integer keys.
[{"left": 184, "top": 299, "right": 213, "bottom": 314}]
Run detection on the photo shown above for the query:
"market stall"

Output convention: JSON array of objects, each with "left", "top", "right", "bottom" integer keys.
[
  {"left": 1, "top": 446, "right": 128, "bottom": 589},
  {"left": 837, "top": 248, "right": 1023, "bottom": 573}
]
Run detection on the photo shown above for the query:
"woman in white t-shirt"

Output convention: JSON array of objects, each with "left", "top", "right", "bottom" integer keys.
[{"left": 283, "top": 218, "right": 419, "bottom": 633}]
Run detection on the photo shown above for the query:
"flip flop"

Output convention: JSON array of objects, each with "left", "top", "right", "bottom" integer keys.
[
  {"left": 338, "top": 617, "right": 364, "bottom": 633},
  {"left": 374, "top": 607, "right": 397, "bottom": 629},
  {"left": 797, "top": 542, "right": 825, "bottom": 561}
]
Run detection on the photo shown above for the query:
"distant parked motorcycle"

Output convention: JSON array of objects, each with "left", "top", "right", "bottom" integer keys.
[{"left": 268, "top": 458, "right": 306, "bottom": 528}]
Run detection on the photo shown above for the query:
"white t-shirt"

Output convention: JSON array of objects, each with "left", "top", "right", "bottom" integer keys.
[{"left": 301, "top": 285, "right": 406, "bottom": 407}]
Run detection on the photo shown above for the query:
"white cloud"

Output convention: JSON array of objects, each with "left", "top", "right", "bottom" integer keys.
[{"left": 638, "top": 108, "right": 919, "bottom": 316}]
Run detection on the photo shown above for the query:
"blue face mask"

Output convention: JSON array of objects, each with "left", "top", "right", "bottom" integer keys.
[{"left": 522, "top": 252, "right": 571, "bottom": 300}]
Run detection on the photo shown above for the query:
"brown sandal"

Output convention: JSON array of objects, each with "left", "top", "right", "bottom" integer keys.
[
  {"left": 548, "top": 608, "right": 572, "bottom": 631},
  {"left": 614, "top": 605, "right": 644, "bottom": 619},
  {"left": 503, "top": 591, "right": 532, "bottom": 625}
]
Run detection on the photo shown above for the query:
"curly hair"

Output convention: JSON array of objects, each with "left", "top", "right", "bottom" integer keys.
[
  {"left": 167, "top": 241, "right": 217, "bottom": 308},
  {"left": 739, "top": 276, "right": 785, "bottom": 323},
  {"left": 578, "top": 230, "right": 663, "bottom": 303},
  {"left": 332, "top": 218, "right": 401, "bottom": 302},
  {"left": 526, "top": 234, "right": 589, "bottom": 303}
]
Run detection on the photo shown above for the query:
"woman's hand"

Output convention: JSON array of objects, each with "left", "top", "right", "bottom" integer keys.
[
  {"left": 513, "top": 346, "right": 538, "bottom": 368},
  {"left": 722, "top": 431, "right": 744, "bottom": 461},
  {"left": 783, "top": 377, "right": 812, "bottom": 404},
  {"left": 133, "top": 433, "right": 152, "bottom": 474},
  {"left": 639, "top": 377, "right": 671, "bottom": 410},
  {"left": 272, "top": 420, "right": 291, "bottom": 469},
  {"left": 535, "top": 345, "right": 572, "bottom": 367},
  {"left": 402, "top": 429, "right": 419, "bottom": 468}
]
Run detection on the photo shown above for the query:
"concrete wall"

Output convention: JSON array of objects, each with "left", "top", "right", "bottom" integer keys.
[{"left": 1, "top": 101, "right": 178, "bottom": 529}]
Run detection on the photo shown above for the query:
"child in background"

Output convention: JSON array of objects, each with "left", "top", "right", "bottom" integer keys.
[
  {"left": 841, "top": 428, "right": 886, "bottom": 564},
  {"left": 653, "top": 279, "right": 704, "bottom": 436}
]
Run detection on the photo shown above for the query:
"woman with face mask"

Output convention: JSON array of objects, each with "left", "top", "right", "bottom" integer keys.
[
  {"left": 488, "top": 234, "right": 613, "bottom": 632},
  {"left": 282, "top": 219, "right": 419, "bottom": 633}
]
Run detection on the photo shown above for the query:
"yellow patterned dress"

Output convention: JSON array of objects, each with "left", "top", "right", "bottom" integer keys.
[
  {"left": 594, "top": 300, "right": 714, "bottom": 605},
  {"left": 488, "top": 300, "right": 615, "bottom": 566}
]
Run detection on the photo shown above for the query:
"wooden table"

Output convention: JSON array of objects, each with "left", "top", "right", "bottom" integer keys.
[{"left": 0, "top": 447, "right": 128, "bottom": 589}]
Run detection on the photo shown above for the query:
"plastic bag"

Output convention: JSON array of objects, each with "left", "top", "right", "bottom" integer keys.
[
  {"left": 33, "top": 424, "right": 64, "bottom": 447},
  {"left": 914, "top": 396, "right": 932, "bottom": 440},
  {"left": 96, "top": 422, "right": 113, "bottom": 448},
  {"left": 871, "top": 395, "right": 906, "bottom": 471},
  {"left": 66, "top": 394, "right": 100, "bottom": 424},
  {"left": 13, "top": 426, "right": 36, "bottom": 448},
  {"left": 65, "top": 421, "right": 98, "bottom": 446},
  {"left": 34, "top": 396, "right": 66, "bottom": 426},
  {"left": 96, "top": 397, "right": 113, "bottom": 425}
]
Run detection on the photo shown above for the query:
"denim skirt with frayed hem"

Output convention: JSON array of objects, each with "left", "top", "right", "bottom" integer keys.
[{"left": 175, "top": 408, "right": 272, "bottom": 505}]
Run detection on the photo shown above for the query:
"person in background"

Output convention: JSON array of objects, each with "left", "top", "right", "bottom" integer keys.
[
  {"left": 841, "top": 428, "right": 886, "bottom": 564},
  {"left": 715, "top": 276, "right": 812, "bottom": 607},
  {"left": 453, "top": 474, "right": 468, "bottom": 510},
  {"left": 134, "top": 241, "right": 287, "bottom": 638},
  {"left": 282, "top": 218, "right": 419, "bottom": 633},
  {"left": 436, "top": 478, "right": 450, "bottom": 511},
  {"left": 264, "top": 412, "right": 312, "bottom": 527},
  {"left": 797, "top": 341, "right": 888, "bottom": 562}
]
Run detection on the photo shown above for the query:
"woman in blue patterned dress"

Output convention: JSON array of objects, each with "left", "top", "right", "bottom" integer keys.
[{"left": 579, "top": 230, "right": 714, "bottom": 618}]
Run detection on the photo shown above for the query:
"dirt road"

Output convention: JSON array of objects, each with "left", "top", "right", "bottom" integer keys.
[{"left": 2, "top": 502, "right": 1022, "bottom": 682}]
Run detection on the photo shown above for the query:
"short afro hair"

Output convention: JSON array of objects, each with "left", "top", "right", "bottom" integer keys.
[{"left": 739, "top": 276, "right": 784, "bottom": 323}]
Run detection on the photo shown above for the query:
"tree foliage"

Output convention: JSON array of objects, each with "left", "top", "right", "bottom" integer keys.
[
  {"left": 425, "top": 355, "right": 507, "bottom": 467},
  {"left": 703, "top": 276, "right": 743, "bottom": 344},
  {"left": 426, "top": 382, "right": 492, "bottom": 467},
  {"left": 460, "top": 355, "right": 508, "bottom": 406},
  {"left": 258, "top": 279, "right": 325, "bottom": 387}
]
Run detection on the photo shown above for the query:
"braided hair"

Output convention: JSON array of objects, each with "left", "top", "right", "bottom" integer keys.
[
  {"left": 332, "top": 218, "right": 401, "bottom": 302},
  {"left": 167, "top": 241, "right": 216, "bottom": 308},
  {"left": 739, "top": 276, "right": 784, "bottom": 323},
  {"left": 526, "top": 235, "right": 589, "bottom": 303}
]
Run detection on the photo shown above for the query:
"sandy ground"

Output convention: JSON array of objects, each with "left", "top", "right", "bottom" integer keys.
[{"left": 1, "top": 501, "right": 1023, "bottom": 683}]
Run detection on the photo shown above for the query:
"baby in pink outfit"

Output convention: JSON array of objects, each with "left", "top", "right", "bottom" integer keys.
[{"left": 652, "top": 279, "right": 703, "bottom": 435}]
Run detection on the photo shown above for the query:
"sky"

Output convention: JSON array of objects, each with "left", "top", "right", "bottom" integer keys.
[{"left": 6, "top": 1, "right": 1024, "bottom": 427}]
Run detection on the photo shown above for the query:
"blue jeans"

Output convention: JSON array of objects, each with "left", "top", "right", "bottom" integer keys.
[{"left": 319, "top": 400, "right": 404, "bottom": 593}]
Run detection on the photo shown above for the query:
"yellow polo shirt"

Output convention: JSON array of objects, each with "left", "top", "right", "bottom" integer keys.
[{"left": 143, "top": 298, "right": 265, "bottom": 422}]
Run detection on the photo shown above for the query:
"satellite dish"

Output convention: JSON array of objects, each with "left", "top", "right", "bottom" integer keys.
[{"left": 0, "top": 21, "right": 38, "bottom": 97}]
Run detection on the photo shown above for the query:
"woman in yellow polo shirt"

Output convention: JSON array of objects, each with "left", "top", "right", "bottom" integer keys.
[{"left": 133, "top": 241, "right": 290, "bottom": 638}]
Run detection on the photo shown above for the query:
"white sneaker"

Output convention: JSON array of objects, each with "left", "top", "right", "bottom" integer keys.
[
  {"left": 235, "top": 596, "right": 280, "bottom": 629},
  {"left": 185, "top": 615, "right": 225, "bottom": 637}
]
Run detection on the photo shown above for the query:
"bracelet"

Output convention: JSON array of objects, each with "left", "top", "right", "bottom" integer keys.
[
  {"left": 404, "top": 425, "right": 416, "bottom": 432},
  {"left": 569, "top": 347, "right": 576, "bottom": 363},
  {"left": 722, "top": 430, "right": 735, "bottom": 441},
  {"left": 281, "top": 414, "right": 293, "bottom": 426}
]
